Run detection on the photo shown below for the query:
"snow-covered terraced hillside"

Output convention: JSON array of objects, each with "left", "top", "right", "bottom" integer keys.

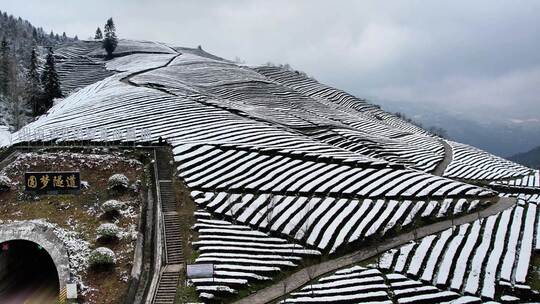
[
  {"left": 54, "top": 41, "right": 103, "bottom": 58},
  {"left": 378, "top": 199, "right": 539, "bottom": 301},
  {"left": 192, "top": 190, "right": 491, "bottom": 253},
  {"left": 177, "top": 144, "right": 492, "bottom": 200},
  {"left": 313, "top": 128, "right": 446, "bottom": 172},
  {"left": 11, "top": 40, "right": 540, "bottom": 302},
  {"left": 444, "top": 141, "right": 532, "bottom": 181},
  {"left": 53, "top": 42, "right": 115, "bottom": 94},
  {"left": 17, "top": 74, "right": 394, "bottom": 170},
  {"left": 35, "top": 40, "right": 532, "bottom": 187},
  {"left": 192, "top": 210, "right": 320, "bottom": 300},
  {"left": 53, "top": 40, "right": 178, "bottom": 94},
  {"left": 132, "top": 58, "right": 446, "bottom": 172},
  {"left": 280, "top": 265, "right": 482, "bottom": 304},
  {"left": 255, "top": 67, "right": 431, "bottom": 136},
  {"left": 55, "top": 55, "right": 114, "bottom": 94}
]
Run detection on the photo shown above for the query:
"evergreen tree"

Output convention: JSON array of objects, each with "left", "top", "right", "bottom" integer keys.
[
  {"left": 62, "top": 32, "right": 67, "bottom": 41},
  {"left": 0, "top": 37, "right": 9, "bottom": 95},
  {"left": 102, "top": 18, "right": 118, "bottom": 59},
  {"left": 94, "top": 27, "right": 103, "bottom": 40},
  {"left": 4, "top": 95, "right": 31, "bottom": 131},
  {"left": 41, "top": 47, "right": 62, "bottom": 113},
  {"left": 0, "top": 11, "right": 60, "bottom": 129},
  {"left": 25, "top": 49, "right": 42, "bottom": 116},
  {"left": 74, "top": 35, "right": 78, "bottom": 41},
  {"left": 0, "top": 37, "right": 18, "bottom": 100}
]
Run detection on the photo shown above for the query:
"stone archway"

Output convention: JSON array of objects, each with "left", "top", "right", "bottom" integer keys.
[{"left": 0, "top": 221, "right": 71, "bottom": 290}]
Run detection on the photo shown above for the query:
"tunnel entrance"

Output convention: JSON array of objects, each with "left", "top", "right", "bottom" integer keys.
[{"left": 0, "top": 240, "right": 59, "bottom": 304}]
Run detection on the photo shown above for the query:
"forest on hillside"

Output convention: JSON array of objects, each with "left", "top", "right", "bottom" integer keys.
[{"left": 0, "top": 10, "right": 73, "bottom": 131}]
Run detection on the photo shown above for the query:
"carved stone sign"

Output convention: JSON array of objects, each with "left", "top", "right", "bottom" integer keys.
[{"left": 25, "top": 171, "right": 81, "bottom": 194}]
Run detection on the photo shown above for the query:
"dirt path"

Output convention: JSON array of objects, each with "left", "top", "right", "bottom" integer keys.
[
  {"left": 233, "top": 196, "right": 516, "bottom": 304},
  {"left": 432, "top": 139, "right": 453, "bottom": 176},
  {"left": 119, "top": 53, "right": 181, "bottom": 90}
]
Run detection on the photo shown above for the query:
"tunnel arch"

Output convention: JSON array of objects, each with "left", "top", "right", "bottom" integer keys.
[{"left": 0, "top": 221, "right": 71, "bottom": 290}]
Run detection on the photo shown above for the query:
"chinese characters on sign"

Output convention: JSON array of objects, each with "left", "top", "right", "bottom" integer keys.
[{"left": 25, "top": 172, "right": 81, "bottom": 194}]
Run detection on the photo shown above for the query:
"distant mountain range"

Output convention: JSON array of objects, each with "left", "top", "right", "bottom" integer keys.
[
  {"left": 372, "top": 98, "right": 540, "bottom": 158},
  {"left": 509, "top": 145, "right": 540, "bottom": 169}
]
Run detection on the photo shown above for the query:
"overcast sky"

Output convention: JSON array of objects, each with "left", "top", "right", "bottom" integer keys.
[{"left": 3, "top": 0, "right": 540, "bottom": 128}]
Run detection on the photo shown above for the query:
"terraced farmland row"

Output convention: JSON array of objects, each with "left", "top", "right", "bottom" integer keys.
[
  {"left": 17, "top": 74, "right": 387, "bottom": 168},
  {"left": 254, "top": 67, "right": 431, "bottom": 137},
  {"left": 310, "top": 128, "right": 444, "bottom": 172},
  {"left": 444, "top": 141, "right": 531, "bottom": 181},
  {"left": 177, "top": 144, "right": 493, "bottom": 201},
  {"left": 192, "top": 190, "right": 492, "bottom": 253},
  {"left": 511, "top": 193, "right": 540, "bottom": 204},
  {"left": 492, "top": 170, "right": 540, "bottom": 189},
  {"left": 55, "top": 56, "right": 114, "bottom": 94},
  {"left": 131, "top": 57, "right": 448, "bottom": 173},
  {"left": 281, "top": 266, "right": 482, "bottom": 304},
  {"left": 54, "top": 41, "right": 102, "bottom": 58},
  {"left": 378, "top": 199, "right": 538, "bottom": 301},
  {"left": 192, "top": 210, "right": 320, "bottom": 300}
]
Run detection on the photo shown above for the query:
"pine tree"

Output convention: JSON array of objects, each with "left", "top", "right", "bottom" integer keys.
[
  {"left": 94, "top": 27, "right": 103, "bottom": 40},
  {"left": 0, "top": 37, "right": 9, "bottom": 95},
  {"left": 62, "top": 32, "right": 67, "bottom": 41},
  {"left": 41, "top": 47, "right": 62, "bottom": 113},
  {"left": 102, "top": 18, "right": 118, "bottom": 59},
  {"left": 25, "top": 49, "right": 42, "bottom": 116},
  {"left": 4, "top": 95, "right": 31, "bottom": 131}
]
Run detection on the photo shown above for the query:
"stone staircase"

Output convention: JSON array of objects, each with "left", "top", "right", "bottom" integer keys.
[
  {"left": 161, "top": 181, "right": 184, "bottom": 265},
  {"left": 152, "top": 149, "right": 184, "bottom": 304}
]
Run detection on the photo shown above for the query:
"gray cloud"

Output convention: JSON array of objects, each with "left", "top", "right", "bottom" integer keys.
[{"left": 3, "top": 0, "right": 540, "bottom": 125}]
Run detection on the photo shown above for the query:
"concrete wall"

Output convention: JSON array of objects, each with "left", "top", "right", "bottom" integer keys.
[{"left": 0, "top": 221, "right": 71, "bottom": 289}]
